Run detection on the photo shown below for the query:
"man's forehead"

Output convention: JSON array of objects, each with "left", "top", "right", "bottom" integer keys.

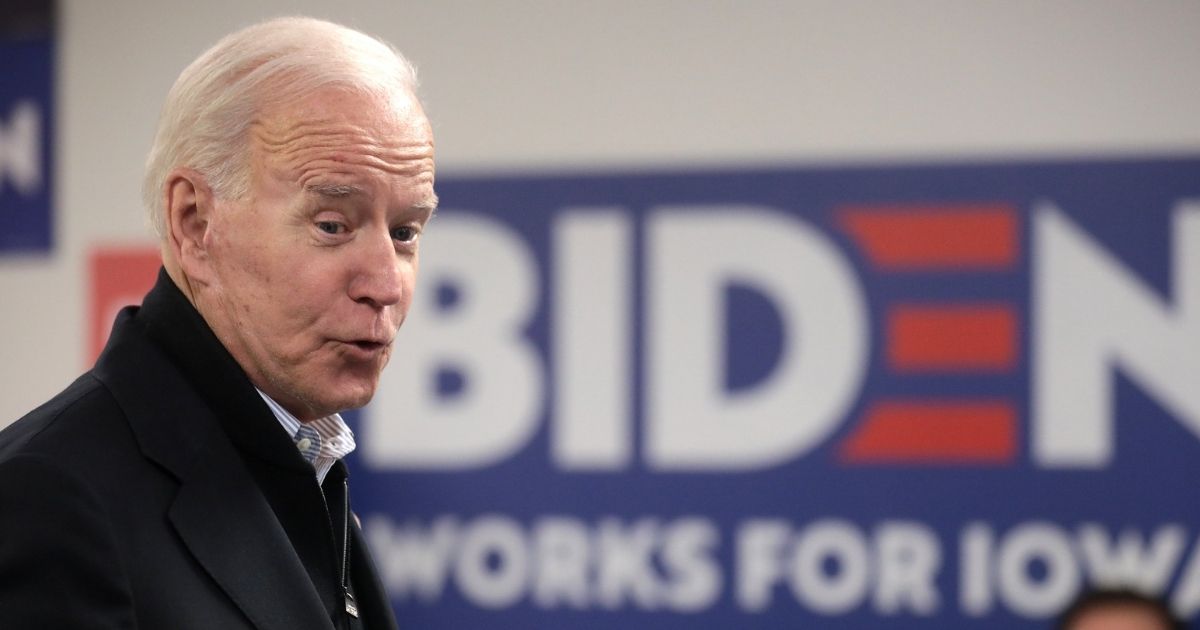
[
  {"left": 249, "top": 85, "right": 428, "bottom": 155},
  {"left": 256, "top": 85, "right": 425, "bottom": 133},
  {"left": 247, "top": 87, "right": 436, "bottom": 206}
]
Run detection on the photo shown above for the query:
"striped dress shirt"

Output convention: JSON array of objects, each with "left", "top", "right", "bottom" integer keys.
[{"left": 255, "top": 389, "right": 356, "bottom": 484}]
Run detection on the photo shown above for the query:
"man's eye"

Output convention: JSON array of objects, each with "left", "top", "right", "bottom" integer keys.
[
  {"left": 391, "top": 226, "right": 417, "bottom": 242},
  {"left": 316, "top": 221, "right": 344, "bottom": 235}
]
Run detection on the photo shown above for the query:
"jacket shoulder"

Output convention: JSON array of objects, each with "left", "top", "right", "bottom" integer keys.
[{"left": 0, "top": 372, "right": 127, "bottom": 462}]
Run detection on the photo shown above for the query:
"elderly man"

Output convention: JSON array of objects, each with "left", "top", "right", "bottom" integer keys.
[{"left": 0, "top": 17, "right": 433, "bottom": 630}]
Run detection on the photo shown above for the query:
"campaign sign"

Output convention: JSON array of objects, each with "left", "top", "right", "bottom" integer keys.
[
  {"left": 343, "top": 157, "right": 1200, "bottom": 628},
  {"left": 0, "top": 3, "right": 54, "bottom": 253}
]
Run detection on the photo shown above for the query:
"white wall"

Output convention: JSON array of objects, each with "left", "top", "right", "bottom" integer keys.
[{"left": 2, "top": 0, "right": 1198, "bottom": 424}]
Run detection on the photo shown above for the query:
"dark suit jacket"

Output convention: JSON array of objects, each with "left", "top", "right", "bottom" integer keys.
[{"left": 0, "top": 270, "right": 399, "bottom": 630}]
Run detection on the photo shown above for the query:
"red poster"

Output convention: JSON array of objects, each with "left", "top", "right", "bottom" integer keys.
[{"left": 88, "top": 247, "right": 160, "bottom": 365}]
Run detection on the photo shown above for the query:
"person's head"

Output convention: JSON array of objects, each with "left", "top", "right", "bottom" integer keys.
[
  {"left": 144, "top": 16, "right": 437, "bottom": 420},
  {"left": 1057, "top": 588, "right": 1185, "bottom": 630}
]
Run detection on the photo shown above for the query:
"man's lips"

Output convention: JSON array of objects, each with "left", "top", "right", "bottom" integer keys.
[{"left": 336, "top": 338, "right": 392, "bottom": 356}]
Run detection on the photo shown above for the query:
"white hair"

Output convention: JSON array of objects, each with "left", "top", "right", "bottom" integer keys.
[{"left": 141, "top": 16, "right": 420, "bottom": 237}]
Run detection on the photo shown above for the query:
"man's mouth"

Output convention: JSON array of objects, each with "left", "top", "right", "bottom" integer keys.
[{"left": 337, "top": 338, "right": 391, "bottom": 357}]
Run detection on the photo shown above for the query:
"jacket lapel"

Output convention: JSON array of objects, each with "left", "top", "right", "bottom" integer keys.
[
  {"left": 93, "top": 275, "right": 336, "bottom": 630},
  {"left": 169, "top": 444, "right": 332, "bottom": 630}
]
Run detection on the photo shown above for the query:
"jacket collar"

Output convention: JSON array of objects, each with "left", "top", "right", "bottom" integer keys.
[
  {"left": 134, "top": 269, "right": 313, "bottom": 474},
  {"left": 92, "top": 269, "right": 334, "bottom": 630}
]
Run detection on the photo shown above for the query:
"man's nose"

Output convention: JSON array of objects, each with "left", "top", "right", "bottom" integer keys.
[{"left": 348, "top": 229, "right": 404, "bottom": 308}]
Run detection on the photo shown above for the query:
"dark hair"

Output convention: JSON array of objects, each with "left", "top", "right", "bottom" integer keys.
[{"left": 1056, "top": 587, "right": 1186, "bottom": 630}]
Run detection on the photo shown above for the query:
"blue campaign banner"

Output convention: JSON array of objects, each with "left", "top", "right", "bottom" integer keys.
[
  {"left": 0, "top": 2, "right": 55, "bottom": 254},
  {"left": 344, "top": 156, "right": 1200, "bottom": 628}
]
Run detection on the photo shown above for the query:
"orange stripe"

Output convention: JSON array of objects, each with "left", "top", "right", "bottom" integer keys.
[
  {"left": 839, "top": 400, "right": 1017, "bottom": 464},
  {"left": 888, "top": 304, "right": 1017, "bottom": 372},
  {"left": 838, "top": 204, "right": 1018, "bottom": 270}
]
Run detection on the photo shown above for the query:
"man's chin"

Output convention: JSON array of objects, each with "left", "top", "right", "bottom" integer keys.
[
  {"left": 291, "top": 364, "right": 383, "bottom": 417},
  {"left": 318, "top": 383, "right": 378, "bottom": 415}
]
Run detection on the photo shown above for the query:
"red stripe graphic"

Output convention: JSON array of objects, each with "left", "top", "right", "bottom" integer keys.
[
  {"left": 838, "top": 204, "right": 1018, "bottom": 270},
  {"left": 90, "top": 247, "right": 162, "bottom": 365},
  {"left": 888, "top": 304, "right": 1017, "bottom": 372},
  {"left": 840, "top": 401, "right": 1017, "bottom": 464}
]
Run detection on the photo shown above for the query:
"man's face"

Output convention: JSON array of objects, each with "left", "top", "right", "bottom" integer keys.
[{"left": 198, "top": 87, "right": 436, "bottom": 421}]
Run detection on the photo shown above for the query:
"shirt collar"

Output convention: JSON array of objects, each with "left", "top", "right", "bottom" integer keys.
[{"left": 254, "top": 389, "right": 356, "bottom": 484}]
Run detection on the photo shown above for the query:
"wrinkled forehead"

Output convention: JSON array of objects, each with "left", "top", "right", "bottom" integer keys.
[{"left": 247, "top": 86, "right": 434, "bottom": 181}]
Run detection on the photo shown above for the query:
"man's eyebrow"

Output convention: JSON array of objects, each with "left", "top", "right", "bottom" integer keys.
[
  {"left": 305, "top": 182, "right": 365, "bottom": 198},
  {"left": 305, "top": 183, "right": 439, "bottom": 216},
  {"left": 415, "top": 194, "right": 440, "bottom": 214}
]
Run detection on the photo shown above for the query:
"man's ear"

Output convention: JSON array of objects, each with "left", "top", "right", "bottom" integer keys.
[{"left": 164, "top": 168, "right": 218, "bottom": 286}]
